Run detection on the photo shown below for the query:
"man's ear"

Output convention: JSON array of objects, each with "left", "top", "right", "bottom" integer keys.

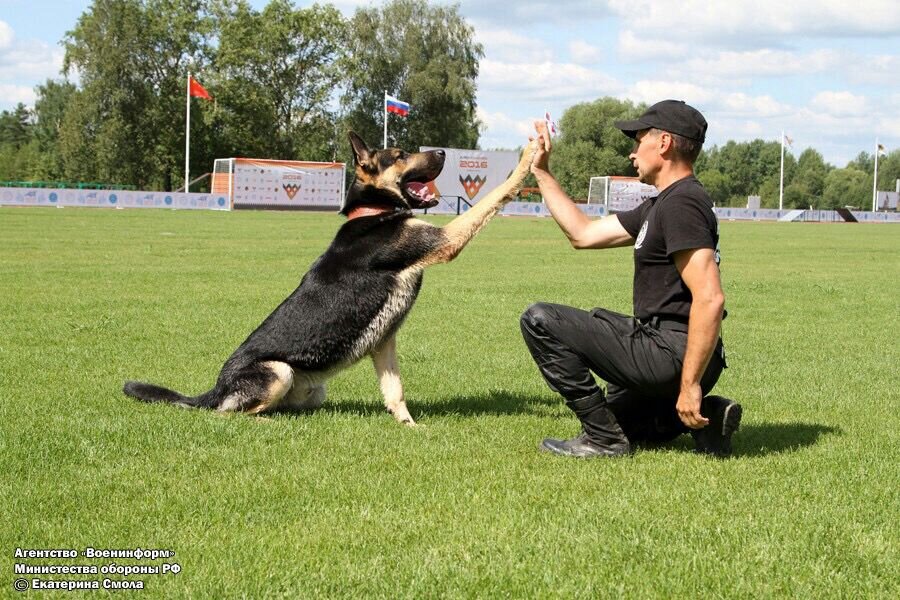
[
  {"left": 348, "top": 131, "right": 373, "bottom": 166},
  {"left": 658, "top": 131, "right": 674, "bottom": 155}
]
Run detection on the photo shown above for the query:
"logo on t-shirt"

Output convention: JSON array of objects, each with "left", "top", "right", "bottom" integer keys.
[{"left": 635, "top": 220, "right": 649, "bottom": 249}]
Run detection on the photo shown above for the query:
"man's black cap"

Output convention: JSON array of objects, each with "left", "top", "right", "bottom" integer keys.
[{"left": 614, "top": 99, "right": 707, "bottom": 143}]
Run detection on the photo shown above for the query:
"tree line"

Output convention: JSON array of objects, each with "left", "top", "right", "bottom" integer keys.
[
  {"left": 544, "top": 97, "right": 899, "bottom": 209},
  {"left": 0, "top": 0, "right": 897, "bottom": 209},
  {"left": 0, "top": 0, "right": 480, "bottom": 191}
]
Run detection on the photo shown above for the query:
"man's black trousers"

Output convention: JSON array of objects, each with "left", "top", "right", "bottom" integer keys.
[{"left": 520, "top": 302, "right": 726, "bottom": 442}]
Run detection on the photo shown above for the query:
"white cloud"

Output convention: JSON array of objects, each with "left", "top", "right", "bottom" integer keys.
[
  {"left": 568, "top": 40, "right": 602, "bottom": 65},
  {"left": 678, "top": 49, "right": 842, "bottom": 80},
  {"left": 0, "top": 20, "right": 64, "bottom": 109},
  {"left": 475, "top": 26, "right": 555, "bottom": 64},
  {"left": 479, "top": 58, "right": 622, "bottom": 102},
  {"left": 621, "top": 84, "right": 791, "bottom": 129},
  {"left": 0, "top": 20, "right": 14, "bottom": 49},
  {"left": 0, "top": 83, "right": 35, "bottom": 105},
  {"left": 617, "top": 30, "right": 689, "bottom": 62},
  {"left": 608, "top": 0, "right": 900, "bottom": 43},
  {"left": 879, "top": 116, "right": 900, "bottom": 139},
  {"left": 321, "top": 0, "right": 614, "bottom": 27},
  {"left": 809, "top": 91, "right": 869, "bottom": 118},
  {"left": 846, "top": 54, "right": 900, "bottom": 86},
  {"left": 0, "top": 41, "right": 62, "bottom": 77},
  {"left": 623, "top": 80, "right": 714, "bottom": 107},
  {"left": 476, "top": 106, "right": 535, "bottom": 149},
  {"left": 707, "top": 117, "right": 766, "bottom": 142},
  {"left": 719, "top": 93, "right": 792, "bottom": 118},
  {"left": 456, "top": 1, "right": 613, "bottom": 27}
]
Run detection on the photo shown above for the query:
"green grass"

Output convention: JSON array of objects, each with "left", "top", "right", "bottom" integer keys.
[{"left": 1, "top": 207, "right": 898, "bottom": 598}]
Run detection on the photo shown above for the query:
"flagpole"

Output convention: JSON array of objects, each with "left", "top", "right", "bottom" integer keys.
[
  {"left": 779, "top": 130, "right": 784, "bottom": 211},
  {"left": 185, "top": 72, "right": 191, "bottom": 193},
  {"left": 872, "top": 138, "right": 879, "bottom": 212},
  {"left": 383, "top": 90, "right": 388, "bottom": 149}
]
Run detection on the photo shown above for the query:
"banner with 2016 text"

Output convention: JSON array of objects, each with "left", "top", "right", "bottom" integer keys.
[{"left": 418, "top": 147, "right": 518, "bottom": 212}]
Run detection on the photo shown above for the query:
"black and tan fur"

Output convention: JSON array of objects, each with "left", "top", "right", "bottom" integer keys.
[{"left": 123, "top": 133, "right": 537, "bottom": 425}]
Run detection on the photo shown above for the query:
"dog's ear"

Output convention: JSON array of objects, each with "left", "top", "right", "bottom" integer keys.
[{"left": 348, "top": 131, "right": 373, "bottom": 167}]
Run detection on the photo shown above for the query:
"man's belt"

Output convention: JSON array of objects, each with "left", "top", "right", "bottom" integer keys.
[{"left": 640, "top": 315, "right": 689, "bottom": 333}]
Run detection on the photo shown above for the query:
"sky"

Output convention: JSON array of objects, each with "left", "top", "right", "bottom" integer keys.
[{"left": 1, "top": 0, "right": 898, "bottom": 167}]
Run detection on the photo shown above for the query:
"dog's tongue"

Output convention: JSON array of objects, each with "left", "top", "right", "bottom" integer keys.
[{"left": 406, "top": 181, "right": 435, "bottom": 203}]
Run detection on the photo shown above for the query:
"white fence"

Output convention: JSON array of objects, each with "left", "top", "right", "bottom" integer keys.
[
  {"left": 435, "top": 201, "right": 900, "bottom": 222},
  {"left": 0, "top": 187, "right": 230, "bottom": 210},
  {"left": 4, "top": 187, "right": 899, "bottom": 222}
]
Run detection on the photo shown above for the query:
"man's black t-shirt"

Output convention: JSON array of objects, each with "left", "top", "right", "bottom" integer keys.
[{"left": 617, "top": 175, "right": 720, "bottom": 321}]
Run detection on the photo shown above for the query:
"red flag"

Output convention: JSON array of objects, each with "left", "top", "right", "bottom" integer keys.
[{"left": 189, "top": 76, "right": 212, "bottom": 101}]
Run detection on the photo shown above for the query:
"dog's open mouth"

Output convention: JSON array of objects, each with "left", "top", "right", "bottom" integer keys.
[{"left": 405, "top": 181, "right": 438, "bottom": 208}]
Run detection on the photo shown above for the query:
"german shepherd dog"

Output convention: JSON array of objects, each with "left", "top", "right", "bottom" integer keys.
[{"left": 123, "top": 133, "right": 537, "bottom": 425}]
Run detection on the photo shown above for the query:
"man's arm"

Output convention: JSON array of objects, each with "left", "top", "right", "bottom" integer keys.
[
  {"left": 673, "top": 247, "right": 725, "bottom": 428},
  {"left": 531, "top": 120, "right": 633, "bottom": 249}
]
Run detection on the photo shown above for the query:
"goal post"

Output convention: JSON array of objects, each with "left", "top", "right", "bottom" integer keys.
[
  {"left": 211, "top": 159, "right": 234, "bottom": 208},
  {"left": 588, "top": 175, "right": 657, "bottom": 213}
]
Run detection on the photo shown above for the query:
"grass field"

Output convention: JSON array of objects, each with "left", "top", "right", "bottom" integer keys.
[{"left": 1, "top": 207, "right": 898, "bottom": 598}]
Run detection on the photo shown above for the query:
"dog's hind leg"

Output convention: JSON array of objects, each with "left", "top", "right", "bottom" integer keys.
[
  {"left": 219, "top": 360, "right": 294, "bottom": 415},
  {"left": 283, "top": 377, "right": 327, "bottom": 412},
  {"left": 371, "top": 335, "right": 414, "bottom": 426}
]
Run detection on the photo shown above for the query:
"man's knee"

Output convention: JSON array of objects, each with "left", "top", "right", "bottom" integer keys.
[{"left": 520, "top": 302, "right": 557, "bottom": 338}]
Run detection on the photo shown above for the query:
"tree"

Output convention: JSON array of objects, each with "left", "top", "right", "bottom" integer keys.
[
  {"left": 874, "top": 150, "right": 900, "bottom": 195},
  {"left": 32, "top": 80, "right": 77, "bottom": 180},
  {"left": 0, "top": 140, "right": 42, "bottom": 182},
  {"left": 783, "top": 181, "right": 810, "bottom": 209},
  {"left": 697, "top": 169, "right": 729, "bottom": 206},
  {"left": 698, "top": 139, "right": 794, "bottom": 207},
  {"left": 547, "top": 140, "right": 611, "bottom": 201},
  {"left": 846, "top": 151, "right": 873, "bottom": 173},
  {"left": 342, "top": 0, "right": 482, "bottom": 153},
  {"left": 793, "top": 148, "right": 829, "bottom": 205},
  {"left": 822, "top": 168, "right": 870, "bottom": 209},
  {"left": 546, "top": 97, "right": 645, "bottom": 198},
  {"left": 843, "top": 148, "right": 900, "bottom": 206},
  {"left": 0, "top": 104, "right": 43, "bottom": 182},
  {"left": 62, "top": 0, "right": 213, "bottom": 189},
  {"left": 212, "top": 0, "right": 347, "bottom": 162},
  {"left": 0, "top": 103, "right": 33, "bottom": 149}
]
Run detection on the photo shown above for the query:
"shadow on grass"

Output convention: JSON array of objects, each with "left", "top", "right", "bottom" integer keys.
[
  {"left": 730, "top": 422, "right": 841, "bottom": 457},
  {"left": 637, "top": 422, "right": 841, "bottom": 458},
  {"left": 296, "top": 396, "right": 842, "bottom": 457},
  {"left": 320, "top": 390, "right": 559, "bottom": 419}
]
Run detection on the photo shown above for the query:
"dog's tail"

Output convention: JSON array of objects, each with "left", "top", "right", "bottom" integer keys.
[{"left": 123, "top": 380, "right": 219, "bottom": 409}]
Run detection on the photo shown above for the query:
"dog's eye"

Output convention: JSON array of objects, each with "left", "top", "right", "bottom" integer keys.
[{"left": 399, "top": 152, "right": 409, "bottom": 160}]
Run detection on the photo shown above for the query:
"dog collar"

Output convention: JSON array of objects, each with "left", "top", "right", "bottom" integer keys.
[{"left": 346, "top": 204, "right": 395, "bottom": 220}]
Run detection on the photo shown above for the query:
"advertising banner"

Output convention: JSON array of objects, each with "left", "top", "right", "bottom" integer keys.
[
  {"left": 230, "top": 159, "right": 344, "bottom": 209},
  {"left": 608, "top": 177, "right": 657, "bottom": 212},
  {"left": 419, "top": 147, "right": 519, "bottom": 210},
  {"left": 0, "top": 188, "right": 230, "bottom": 210}
]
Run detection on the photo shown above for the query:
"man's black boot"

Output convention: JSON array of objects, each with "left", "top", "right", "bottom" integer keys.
[
  {"left": 541, "top": 393, "right": 632, "bottom": 458},
  {"left": 691, "top": 395, "right": 742, "bottom": 457}
]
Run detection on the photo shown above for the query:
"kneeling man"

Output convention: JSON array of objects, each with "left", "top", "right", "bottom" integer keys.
[{"left": 521, "top": 100, "right": 741, "bottom": 458}]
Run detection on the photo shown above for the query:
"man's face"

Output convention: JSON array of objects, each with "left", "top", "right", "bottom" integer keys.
[{"left": 629, "top": 129, "right": 662, "bottom": 185}]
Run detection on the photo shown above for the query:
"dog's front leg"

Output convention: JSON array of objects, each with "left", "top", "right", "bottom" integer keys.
[
  {"left": 425, "top": 139, "right": 538, "bottom": 265},
  {"left": 371, "top": 334, "right": 415, "bottom": 426}
]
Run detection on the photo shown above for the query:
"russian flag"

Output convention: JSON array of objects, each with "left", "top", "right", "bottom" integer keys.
[{"left": 386, "top": 95, "right": 410, "bottom": 117}]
